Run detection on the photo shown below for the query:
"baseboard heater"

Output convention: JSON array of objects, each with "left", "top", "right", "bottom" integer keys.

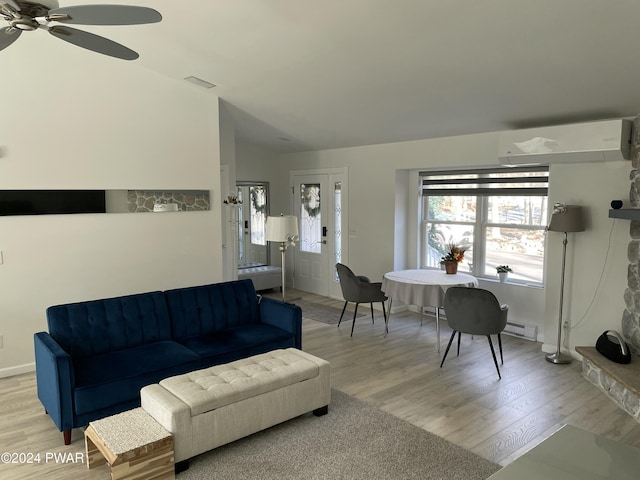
[
  {"left": 503, "top": 321, "right": 537, "bottom": 341},
  {"left": 418, "top": 308, "right": 538, "bottom": 341}
]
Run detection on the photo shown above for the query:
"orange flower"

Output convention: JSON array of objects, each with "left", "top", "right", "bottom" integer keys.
[{"left": 441, "top": 243, "right": 468, "bottom": 263}]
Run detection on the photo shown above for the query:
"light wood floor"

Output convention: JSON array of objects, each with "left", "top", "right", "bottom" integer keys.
[{"left": 3, "top": 289, "right": 640, "bottom": 479}]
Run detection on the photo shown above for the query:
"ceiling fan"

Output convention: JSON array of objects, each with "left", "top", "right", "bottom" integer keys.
[{"left": 0, "top": 1, "right": 161, "bottom": 60}]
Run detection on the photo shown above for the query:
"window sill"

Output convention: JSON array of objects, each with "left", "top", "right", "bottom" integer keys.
[{"left": 479, "top": 277, "right": 543, "bottom": 289}]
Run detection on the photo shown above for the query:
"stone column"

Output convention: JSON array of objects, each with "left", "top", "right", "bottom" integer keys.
[{"left": 623, "top": 115, "right": 640, "bottom": 354}]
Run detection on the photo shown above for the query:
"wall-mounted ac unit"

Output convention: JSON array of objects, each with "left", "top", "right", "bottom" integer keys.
[{"left": 499, "top": 119, "right": 631, "bottom": 165}]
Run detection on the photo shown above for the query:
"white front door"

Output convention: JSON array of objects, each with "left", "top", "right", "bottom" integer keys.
[
  {"left": 293, "top": 174, "right": 329, "bottom": 295},
  {"left": 291, "top": 170, "right": 347, "bottom": 297}
]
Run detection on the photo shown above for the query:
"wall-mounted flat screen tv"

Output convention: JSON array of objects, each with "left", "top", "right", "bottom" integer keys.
[{"left": 0, "top": 190, "right": 106, "bottom": 216}]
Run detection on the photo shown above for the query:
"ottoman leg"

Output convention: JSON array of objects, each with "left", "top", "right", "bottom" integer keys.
[
  {"left": 313, "top": 405, "right": 329, "bottom": 417},
  {"left": 175, "top": 460, "right": 189, "bottom": 474}
]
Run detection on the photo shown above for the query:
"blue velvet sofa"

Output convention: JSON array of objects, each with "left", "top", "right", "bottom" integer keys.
[{"left": 33, "top": 279, "right": 302, "bottom": 445}]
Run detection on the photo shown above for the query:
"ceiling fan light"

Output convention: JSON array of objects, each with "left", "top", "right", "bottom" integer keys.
[{"left": 11, "top": 18, "right": 39, "bottom": 30}]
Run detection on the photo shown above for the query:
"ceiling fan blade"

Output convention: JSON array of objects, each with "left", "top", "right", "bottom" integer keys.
[
  {"left": 3, "top": 0, "right": 20, "bottom": 12},
  {"left": 48, "top": 5, "right": 162, "bottom": 25},
  {"left": 48, "top": 25, "right": 138, "bottom": 60},
  {"left": 0, "top": 26, "right": 21, "bottom": 52}
]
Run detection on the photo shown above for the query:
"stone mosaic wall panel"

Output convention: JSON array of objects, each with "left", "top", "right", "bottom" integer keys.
[
  {"left": 581, "top": 357, "right": 640, "bottom": 422},
  {"left": 127, "top": 190, "right": 210, "bottom": 213},
  {"left": 624, "top": 116, "right": 640, "bottom": 354}
]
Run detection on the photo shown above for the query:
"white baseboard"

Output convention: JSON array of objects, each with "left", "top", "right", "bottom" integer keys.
[{"left": 0, "top": 363, "right": 35, "bottom": 379}]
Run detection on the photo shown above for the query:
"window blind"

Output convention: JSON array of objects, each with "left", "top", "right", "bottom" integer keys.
[{"left": 420, "top": 165, "right": 549, "bottom": 196}]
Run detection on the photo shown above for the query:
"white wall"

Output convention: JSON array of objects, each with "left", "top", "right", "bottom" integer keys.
[
  {"left": 0, "top": 49, "right": 223, "bottom": 375},
  {"left": 543, "top": 161, "right": 630, "bottom": 354},
  {"left": 277, "top": 133, "right": 499, "bottom": 277},
  {"left": 235, "top": 141, "right": 285, "bottom": 266},
  {"left": 219, "top": 104, "right": 238, "bottom": 281},
  {"left": 238, "top": 129, "right": 632, "bottom": 356},
  {"left": 220, "top": 104, "right": 238, "bottom": 192},
  {"left": 236, "top": 141, "right": 280, "bottom": 184}
]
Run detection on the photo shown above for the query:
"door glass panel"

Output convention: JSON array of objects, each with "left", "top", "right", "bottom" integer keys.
[
  {"left": 237, "top": 188, "right": 245, "bottom": 264},
  {"left": 300, "top": 183, "right": 321, "bottom": 253},
  {"left": 249, "top": 186, "right": 266, "bottom": 246},
  {"left": 236, "top": 182, "right": 270, "bottom": 267}
]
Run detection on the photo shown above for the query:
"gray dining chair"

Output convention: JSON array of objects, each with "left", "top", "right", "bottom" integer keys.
[
  {"left": 336, "top": 263, "right": 388, "bottom": 337},
  {"left": 440, "top": 287, "right": 508, "bottom": 379}
]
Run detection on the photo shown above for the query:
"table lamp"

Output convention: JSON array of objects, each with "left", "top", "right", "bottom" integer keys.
[
  {"left": 265, "top": 214, "right": 299, "bottom": 303},
  {"left": 545, "top": 203, "right": 585, "bottom": 364}
]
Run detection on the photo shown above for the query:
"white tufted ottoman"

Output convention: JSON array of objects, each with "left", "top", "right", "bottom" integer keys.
[{"left": 140, "top": 348, "right": 330, "bottom": 464}]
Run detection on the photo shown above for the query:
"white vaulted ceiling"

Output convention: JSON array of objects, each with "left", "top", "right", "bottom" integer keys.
[{"left": 5, "top": 0, "right": 640, "bottom": 153}]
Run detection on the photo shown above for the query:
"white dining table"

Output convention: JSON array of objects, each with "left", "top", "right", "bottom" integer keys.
[{"left": 381, "top": 269, "right": 478, "bottom": 351}]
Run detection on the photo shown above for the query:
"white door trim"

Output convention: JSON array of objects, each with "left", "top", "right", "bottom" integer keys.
[{"left": 290, "top": 167, "right": 348, "bottom": 299}]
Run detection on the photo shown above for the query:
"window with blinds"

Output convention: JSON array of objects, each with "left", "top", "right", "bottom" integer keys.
[{"left": 420, "top": 166, "right": 549, "bottom": 284}]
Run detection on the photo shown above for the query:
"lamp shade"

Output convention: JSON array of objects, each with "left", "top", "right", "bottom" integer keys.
[
  {"left": 265, "top": 215, "right": 299, "bottom": 242},
  {"left": 547, "top": 205, "right": 585, "bottom": 233}
]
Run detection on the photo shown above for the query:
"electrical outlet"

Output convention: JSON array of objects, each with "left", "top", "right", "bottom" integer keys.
[
  {"left": 0, "top": 335, "right": 3, "bottom": 348},
  {"left": 563, "top": 321, "right": 569, "bottom": 329}
]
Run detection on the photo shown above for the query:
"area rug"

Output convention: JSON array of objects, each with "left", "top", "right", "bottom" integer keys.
[
  {"left": 293, "top": 299, "right": 367, "bottom": 325},
  {"left": 178, "top": 389, "right": 501, "bottom": 480}
]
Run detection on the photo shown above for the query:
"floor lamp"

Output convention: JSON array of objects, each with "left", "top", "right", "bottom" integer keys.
[
  {"left": 545, "top": 203, "right": 585, "bottom": 364},
  {"left": 266, "top": 214, "right": 299, "bottom": 303}
]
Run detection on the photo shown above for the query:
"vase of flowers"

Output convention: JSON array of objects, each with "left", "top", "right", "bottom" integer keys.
[
  {"left": 496, "top": 265, "right": 513, "bottom": 283},
  {"left": 440, "top": 243, "right": 467, "bottom": 274}
]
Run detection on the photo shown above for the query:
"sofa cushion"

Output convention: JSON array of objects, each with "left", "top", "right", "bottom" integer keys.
[
  {"left": 73, "top": 340, "right": 200, "bottom": 415},
  {"left": 178, "top": 324, "right": 296, "bottom": 367},
  {"left": 47, "top": 291, "right": 172, "bottom": 357},
  {"left": 165, "top": 280, "right": 261, "bottom": 341}
]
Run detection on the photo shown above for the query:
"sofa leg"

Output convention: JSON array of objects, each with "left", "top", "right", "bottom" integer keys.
[
  {"left": 175, "top": 460, "right": 189, "bottom": 474},
  {"left": 313, "top": 405, "right": 329, "bottom": 417},
  {"left": 63, "top": 429, "right": 71, "bottom": 445}
]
